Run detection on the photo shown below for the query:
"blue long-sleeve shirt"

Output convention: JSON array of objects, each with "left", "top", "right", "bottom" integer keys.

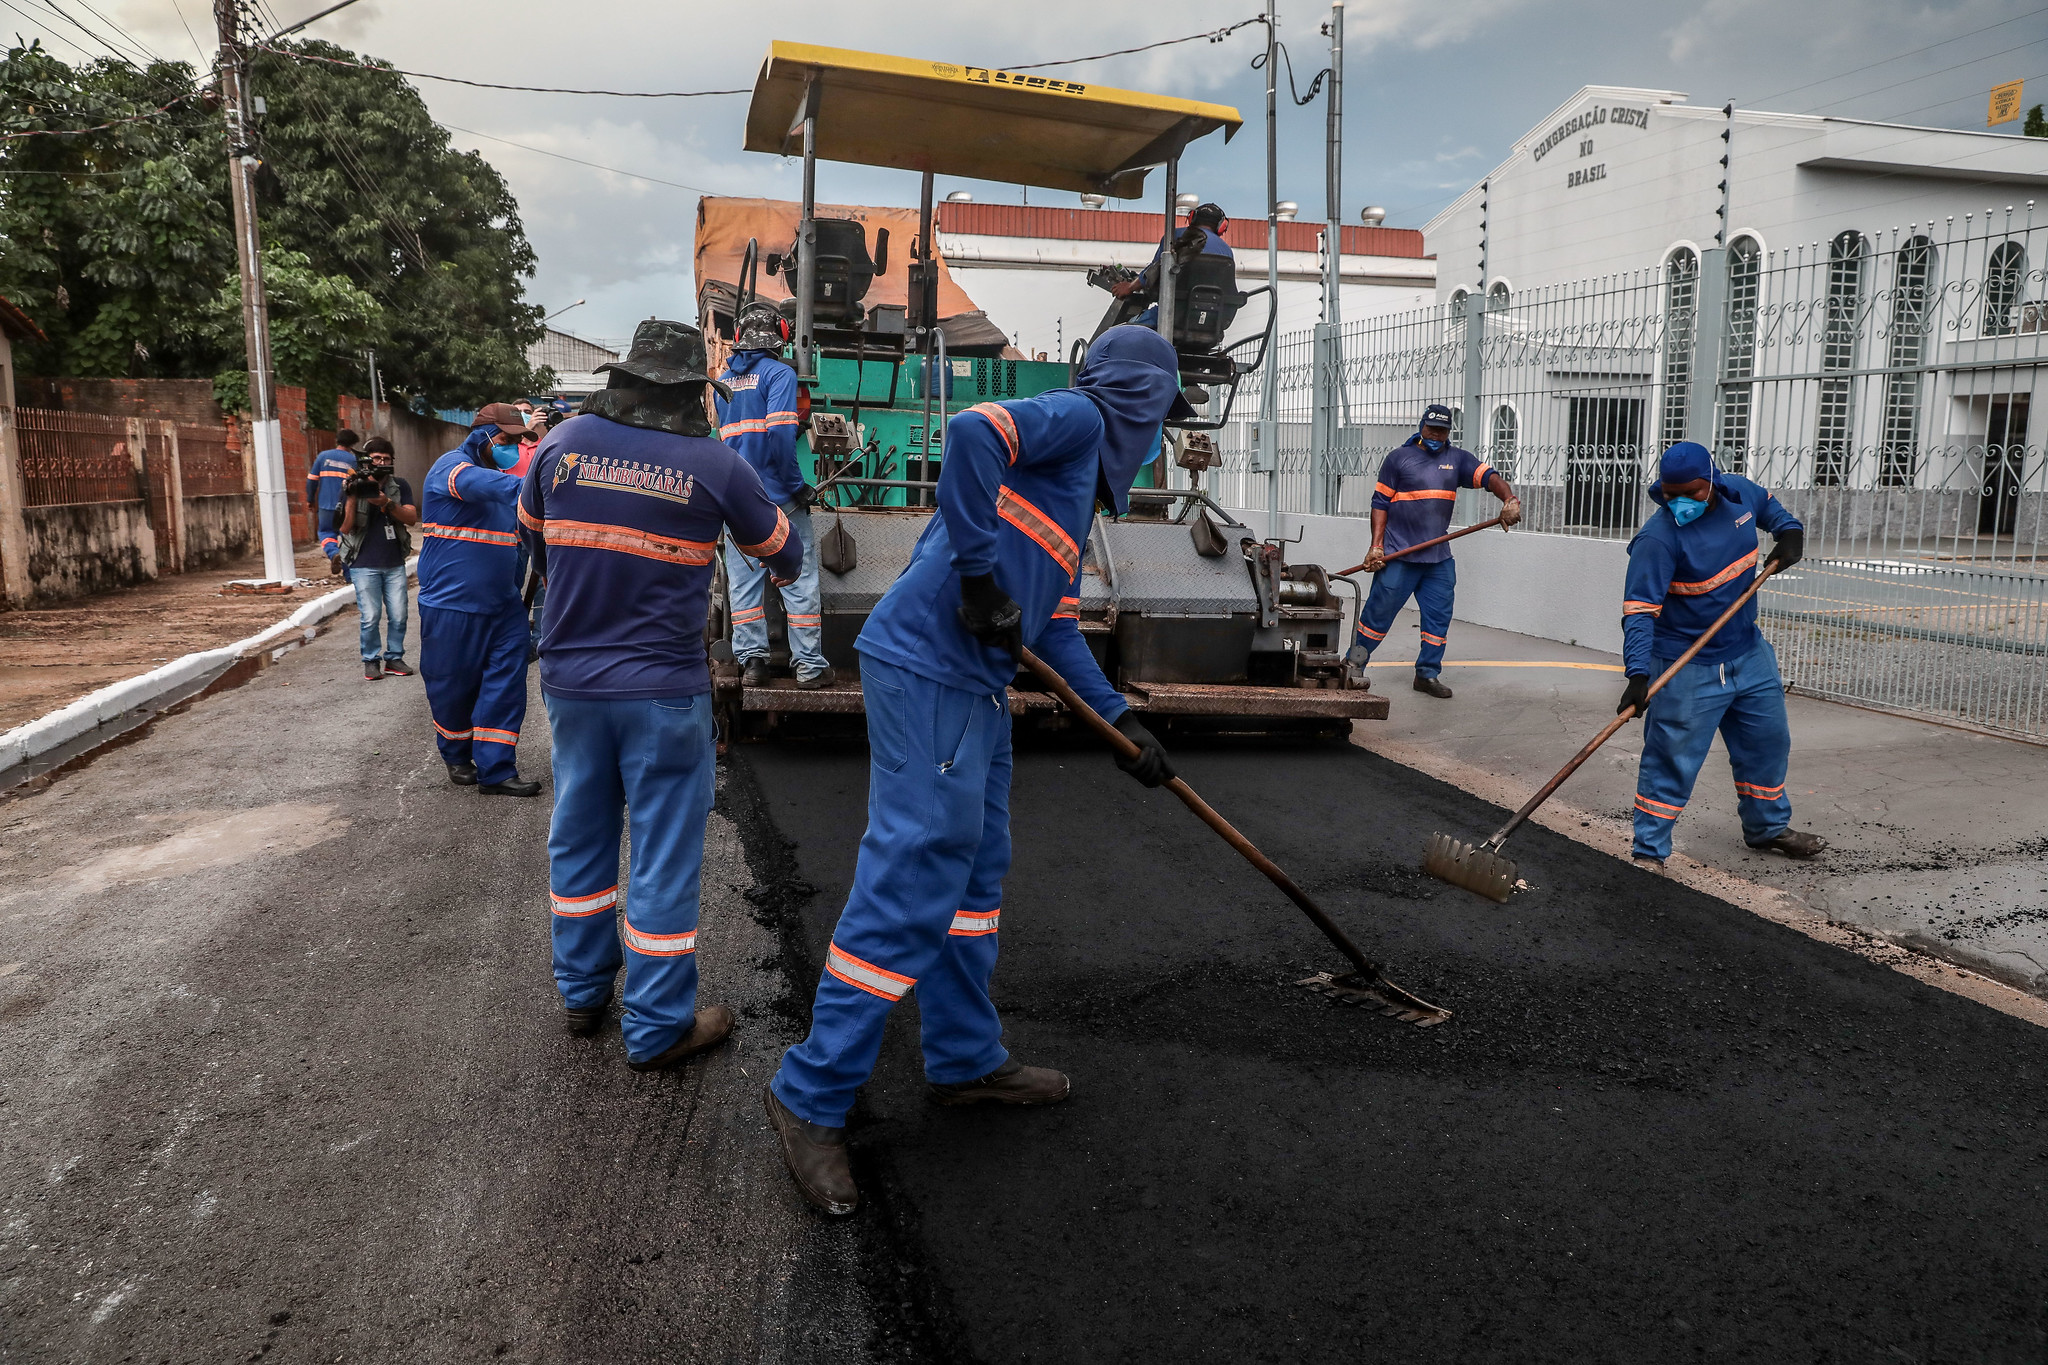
[
  {"left": 715, "top": 349, "right": 804, "bottom": 505},
  {"left": 418, "top": 430, "right": 524, "bottom": 616},
  {"left": 519, "top": 412, "right": 802, "bottom": 700},
  {"left": 855, "top": 391, "right": 1127, "bottom": 720},
  {"left": 1622, "top": 472, "right": 1801, "bottom": 676},
  {"left": 1370, "top": 438, "right": 1494, "bottom": 564}
]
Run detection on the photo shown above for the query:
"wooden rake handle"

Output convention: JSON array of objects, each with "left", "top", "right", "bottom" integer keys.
[
  {"left": 1333, "top": 515, "right": 1505, "bottom": 577},
  {"left": 1017, "top": 649, "right": 1380, "bottom": 979},
  {"left": 1480, "top": 561, "right": 1782, "bottom": 849}
]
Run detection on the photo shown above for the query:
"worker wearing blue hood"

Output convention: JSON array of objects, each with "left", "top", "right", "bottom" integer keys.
[
  {"left": 1619, "top": 440, "right": 1826, "bottom": 871},
  {"left": 766, "top": 325, "right": 1191, "bottom": 1216}
]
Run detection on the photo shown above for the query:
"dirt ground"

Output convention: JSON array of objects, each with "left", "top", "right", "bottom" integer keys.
[{"left": 0, "top": 547, "right": 339, "bottom": 732}]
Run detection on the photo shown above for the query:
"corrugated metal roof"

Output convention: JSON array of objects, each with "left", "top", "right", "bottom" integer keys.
[{"left": 933, "top": 202, "right": 1424, "bottom": 259}]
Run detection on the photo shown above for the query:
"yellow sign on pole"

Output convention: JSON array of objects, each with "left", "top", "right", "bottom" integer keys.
[{"left": 1988, "top": 79, "right": 2025, "bottom": 126}]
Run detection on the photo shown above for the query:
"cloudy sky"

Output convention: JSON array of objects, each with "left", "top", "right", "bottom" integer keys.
[{"left": 13, "top": 0, "right": 2046, "bottom": 341}]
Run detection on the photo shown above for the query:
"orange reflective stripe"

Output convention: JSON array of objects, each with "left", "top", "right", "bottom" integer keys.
[
  {"left": 552, "top": 886, "right": 617, "bottom": 918},
  {"left": 517, "top": 503, "right": 545, "bottom": 532},
  {"left": 1052, "top": 595, "right": 1081, "bottom": 621},
  {"left": 448, "top": 466, "right": 464, "bottom": 500},
  {"left": 1390, "top": 489, "right": 1457, "bottom": 502},
  {"left": 543, "top": 518, "right": 716, "bottom": 565},
  {"left": 949, "top": 907, "right": 1000, "bottom": 936},
  {"left": 787, "top": 614, "right": 821, "bottom": 626},
  {"left": 1358, "top": 623, "right": 1387, "bottom": 642},
  {"left": 737, "top": 509, "right": 791, "bottom": 558},
  {"left": 731, "top": 607, "right": 767, "bottom": 624},
  {"left": 720, "top": 419, "right": 768, "bottom": 438},
  {"left": 1670, "top": 550, "right": 1758, "bottom": 596},
  {"left": 424, "top": 522, "right": 519, "bottom": 547},
  {"left": 1373, "top": 481, "right": 1394, "bottom": 499},
  {"left": 969, "top": 403, "right": 1021, "bottom": 464},
  {"left": 1420, "top": 632, "right": 1447, "bottom": 646},
  {"left": 622, "top": 917, "right": 696, "bottom": 957},
  {"left": 1473, "top": 462, "right": 1493, "bottom": 488},
  {"left": 1733, "top": 780, "right": 1785, "bottom": 798},
  {"left": 473, "top": 726, "right": 519, "bottom": 745},
  {"left": 431, "top": 719, "right": 473, "bottom": 740},
  {"left": 826, "top": 943, "right": 915, "bottom": 1000},
  {"left": 1623, "top": 600, "right": 1663, "bottom": 616},
  {"left": 1633, "top": 794, "right": 1684, "bottom": 819},
  {"left": 765, "top": 410, "right": 799, "bottom": 425},
  {"left": 996, "top": 487, "right": 1080, "bottom": 577}
]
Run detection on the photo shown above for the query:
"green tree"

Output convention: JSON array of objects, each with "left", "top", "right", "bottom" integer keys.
[
  {"left": 0, "top": 39, "right": 545, "bottom": 419},
  {"left": 2025, "top": 103, "right": 2046, "bottom": 138}
]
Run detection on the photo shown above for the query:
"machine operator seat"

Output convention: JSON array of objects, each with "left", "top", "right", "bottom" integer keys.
[{"left": 776, "top": 218, "right": 879, "bottom": 327}]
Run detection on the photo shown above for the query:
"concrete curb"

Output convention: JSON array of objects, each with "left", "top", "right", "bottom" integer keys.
[{"left": 0, "top": 558, "right": 417, "bottom": 774}]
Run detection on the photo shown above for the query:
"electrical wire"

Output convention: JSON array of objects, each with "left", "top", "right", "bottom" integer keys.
[
  {"left": 255, "top": 45, "right": 747, "bottom": 96},
  {"left": 0, "top": 89, "right": 197, "bottom": 139},
  {"left": 438, "top": 121, "right": 729, "bottom": 197},
  {"left": 1745, "top": 3, "right": 2048, "bottom": 108},
  {"left": 1252, "top": 41, "right": 1328, "bottom": 106},
  {"left": 1007, "top": 15, "right": 1264, "bottom": 70}
]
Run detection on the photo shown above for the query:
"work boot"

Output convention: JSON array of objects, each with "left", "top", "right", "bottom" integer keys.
[
  {"left": 796, "top": 667, "right": 837, "bottom": 691},
  {"left": 742, "top": 657, "right": 772, "bottom": 688},
  {"left": 1748, "top": 829, "right": 1828, "bottom": 859},
  {"left": 563, "top": 986, "right": 614, "bottom": 1037},
  {"left": 363, "top": 659, "right": 383, "bottom": 681},
  {"left": 626, "top": 1005, "right": 734, "bottom": 1072},
  {"left": 382, "top": 658, "right": 413, "bottom": 677},
  {"left": 447, "top": 761, "right": 479, "bottom": 786},
  {"left": 764, "top": 1086, "right": 859, "bottom": 1216},
  {"left": 479, "top": 775, "right": 543, "bottom": 797},
  {"left": 928, "top": 1057, "right": 1071, "bottom": 1107},
  {"left": 1631, "top": 855, "right": 1666, "bottom": 876},
  {"left": 1413, "top": 673, "right": 1453, "bottom": 699}
]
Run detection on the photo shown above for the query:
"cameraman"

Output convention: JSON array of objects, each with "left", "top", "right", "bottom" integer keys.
[{"left": 338, "top": 436, "right": 419, "bottom": 681}]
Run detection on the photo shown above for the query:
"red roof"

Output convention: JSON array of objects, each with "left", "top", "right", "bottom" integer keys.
[
  {"left": 934, "top": 202, "right": 1424, "bottom": 259},
  {"left": 0, "top": 295, "right": 45, "bottom": 344}
]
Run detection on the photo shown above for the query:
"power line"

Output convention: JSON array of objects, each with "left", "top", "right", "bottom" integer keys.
[
  {"left": 439, "top": 121, "right": 730, "bottom": 197},
  {"left": 1745, "top": 3, "right": 2048, "bottom": 107},
  {"left": 1785, "top": 31, "right": 2048, "bottom": 114},
  {"left": 1008, "top": 16, "right": 1265, "bottom": 71},
  {"left": 254, "top": 45, "right": 747, "bottom": 97}
]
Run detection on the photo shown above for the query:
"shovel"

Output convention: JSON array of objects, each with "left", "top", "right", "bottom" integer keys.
[
  {"left": 1019, "top": 648, "right": 1450, "bottom": 1026},
  {"left": 1331, "top": 515, "right": 1506, "bottom": 578},
  {"left": 1423, "top": 561, "right": 1782, "bottom": 903}
]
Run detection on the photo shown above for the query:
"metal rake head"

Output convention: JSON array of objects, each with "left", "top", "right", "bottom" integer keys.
[
  {"left": 1422, "top": 831, "right": 1518, "bottom": 904},
  {"left": 1296, "top": 971, "right": 1452, "bottom": 1027}
]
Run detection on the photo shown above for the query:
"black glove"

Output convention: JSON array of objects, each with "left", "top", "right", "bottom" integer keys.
[
  {"left": 956, "top": 573, "right": 1022, "bottom": 659},
  {"left": 1764, "top": 527, "right": 1803, "bottom": 573},
  {"left": 1617, "top": 675, "right": 1650, "bottom": 718},
  {"left": 794, "top": 482, "right": 819, "bottom": 510},
  {"left": 1112, "top": 712, "right": 1175, "bottom": 788}
]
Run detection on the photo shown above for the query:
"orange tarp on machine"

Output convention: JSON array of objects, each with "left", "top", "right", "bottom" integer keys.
[{"left": 694, "top": 196, "right": 979, "bottom": 317}]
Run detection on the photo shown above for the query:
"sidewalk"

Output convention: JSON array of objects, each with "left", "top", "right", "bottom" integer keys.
[
  {"left": 0, "top": 546, "right": 335, "bottom": 732},
  {"left": 1354, "top": 610, "right": 2048, "bottom": 996}
]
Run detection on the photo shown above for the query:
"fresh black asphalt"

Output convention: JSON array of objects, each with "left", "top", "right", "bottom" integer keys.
[{"left": 734, "top": 735, "right": 2048, "bottom": 1364}]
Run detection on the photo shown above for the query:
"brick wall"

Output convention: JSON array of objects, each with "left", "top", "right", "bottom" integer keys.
[{"left": 16, "top": 376, "right": 227, "bottom": 426}]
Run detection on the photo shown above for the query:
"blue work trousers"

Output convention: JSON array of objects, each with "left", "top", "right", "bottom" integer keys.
[
  {"left": 725, "top": 501, "right": 826, "bottom": 677},
  {"left": 1632, "top": 637, "right": 1794, "bottom": 861},
  {"left": 349, "top": 565, "right": 409, "bottom": 662},
  {"left": 1353, "top": 558, "right": 1456, "bottom": 678},
  {"left": 772, "top": 655, "right": 1013, "bottom": 1127},
  {"left": 419, "top": 604, "right": 529, "bottom": 786},
  {"left": 317, "top": 508, "right": 341, "bottom": 560},
  {"left": 544, "top": 692, "right": 716, "bottom": 1062}
]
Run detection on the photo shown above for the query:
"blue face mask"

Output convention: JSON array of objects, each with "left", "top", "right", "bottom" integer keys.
[
  {"left": 490, "top": 441, "right": 522, "bottom": 469},
  {"left": 1420, "top": 437, "right": 1446, "bottom": 453},
  {"left": 1668, "top": 495, "right": 1709, "bottom": 526}
]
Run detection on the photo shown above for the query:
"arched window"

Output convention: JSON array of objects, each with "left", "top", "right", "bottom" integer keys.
[
  {"left": 1814, "top": 230, "right": 1866, "bottom": 486},
  {"left": 1879, "top": 237, "right": 1935, "bottom": 486},
  {"left": 1490, "top": 405, "right": 1519, "bottom": 481},
  {"left": 1717, "top": 236, "right": 1762, "bottom": 473},
  {"left": 1488, "top": 280, "right": 1511, "bottom": 307},
  {"left": 1660, "top": 247, "right": 1699, "bottom": 448},
  {"left": 1983, "top": 241, "right": 2026, "bottom": 337}
]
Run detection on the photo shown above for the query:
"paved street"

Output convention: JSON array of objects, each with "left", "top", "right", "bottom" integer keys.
[{"left": 5, "top": 601, "right": 2048, "bottom": 1362}]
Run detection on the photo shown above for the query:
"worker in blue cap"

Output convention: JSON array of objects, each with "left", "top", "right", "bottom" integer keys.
[
  {"left": 1346, "top": 402, "right": 1522, "bottom": 698},
  {"left": 765, "top": 325, "right": 1192, "bottom": 1217},
  {"left": 1619, "top": 440, "right": 1827, "bottom": 872}
]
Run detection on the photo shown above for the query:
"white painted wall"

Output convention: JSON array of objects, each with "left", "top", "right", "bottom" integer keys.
[{"left": 1223, "top": 507, "right": 1631, "bottom": 655}]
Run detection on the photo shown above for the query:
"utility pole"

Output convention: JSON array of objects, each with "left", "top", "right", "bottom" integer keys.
[
  {"left": 1260, "top": 0, "right": 1280, "bottom": 536},
  {"left": 214, "top": 0, "right": 295, "bottom": 584},
  {"left": 1309, "top": 0, "right": 1346, "bottom": 514},
  {"left": 1323, "top": 0, "right": 1344, "bottom": 332}
]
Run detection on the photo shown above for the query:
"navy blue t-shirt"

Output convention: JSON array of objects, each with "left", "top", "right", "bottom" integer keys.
[{"left": 349, "top": 476, "right": 413, "bottom": 570}]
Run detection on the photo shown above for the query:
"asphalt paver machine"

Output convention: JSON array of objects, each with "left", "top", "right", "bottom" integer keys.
[{"left": 710, "top": 41, "right": 1386, "bottom": 740}]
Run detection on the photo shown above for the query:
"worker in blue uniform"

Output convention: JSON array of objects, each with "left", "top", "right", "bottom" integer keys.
[
  {"left": 1112, "top": 201, "right": 1235, "bottom": 332},
  {"left": 521, "top": 320, "right": 803, "bottom": 1070},
  {"left": 765, "top": 325, "right": 1193, "bottom": 1217},
  {"left": 306, "top": 429, "right": 361, "bottom": 570},
  {"left": 1619, "top": 440, "right": 1827, "bottom": 872},
  {"left": 1346, "top": 402, "right": 1522, "bottom": 698},
  {"left": 418, "top": 403, "right": 538, "bottom": 796},
  {"left": 716, "top": 302, "right": 832, "bottom": 689}
]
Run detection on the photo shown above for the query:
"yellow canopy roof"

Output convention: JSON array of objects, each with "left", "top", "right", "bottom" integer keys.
[{"left": 745, "top": 41, "right": 1241, "bottom": 200}]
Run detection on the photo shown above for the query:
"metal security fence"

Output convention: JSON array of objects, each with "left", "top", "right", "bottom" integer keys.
[
  {"left": 1196, "top": 205, "right": 2048, "bottom": 741},
  {"left": 13, "top": 408, "right": 144, "bottom": 506},
  {"left": 174, "top": 422, "right": 247, "bottom": 498}
]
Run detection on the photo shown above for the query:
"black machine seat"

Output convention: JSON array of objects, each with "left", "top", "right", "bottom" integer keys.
[
  {"left": 777, "top": 218, "right": 878, "bottom": 326},
  {"left": 1170, "top": 252, "right": 1245, "bottom": 353}
]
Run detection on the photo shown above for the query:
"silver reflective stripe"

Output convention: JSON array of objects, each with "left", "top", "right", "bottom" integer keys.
[
  {"left": 622, "top": 919, "right": 696, "bottom": 957},
  {"left": 826, "top": 944, "right": 914, "bottom": 999},
  {"left": 948, "top": 909, "right": 1000, "bottom": 936},
  {"left": 551, "top": 886, "right": 617, "bottom": 917}
]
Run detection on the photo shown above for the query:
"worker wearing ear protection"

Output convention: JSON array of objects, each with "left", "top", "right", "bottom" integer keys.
[
  {"left": 418, "top": 403, "right": 538, "bottom": 796},
  {"left": 764, "top": 326, "right": 1192, "bottom": 1218},
  {"left": 716, "top": 302, "right": 832, "bottom": 689},
  {"left": 1618, "top": 440, "right": 1826, "bottom": 871}
]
